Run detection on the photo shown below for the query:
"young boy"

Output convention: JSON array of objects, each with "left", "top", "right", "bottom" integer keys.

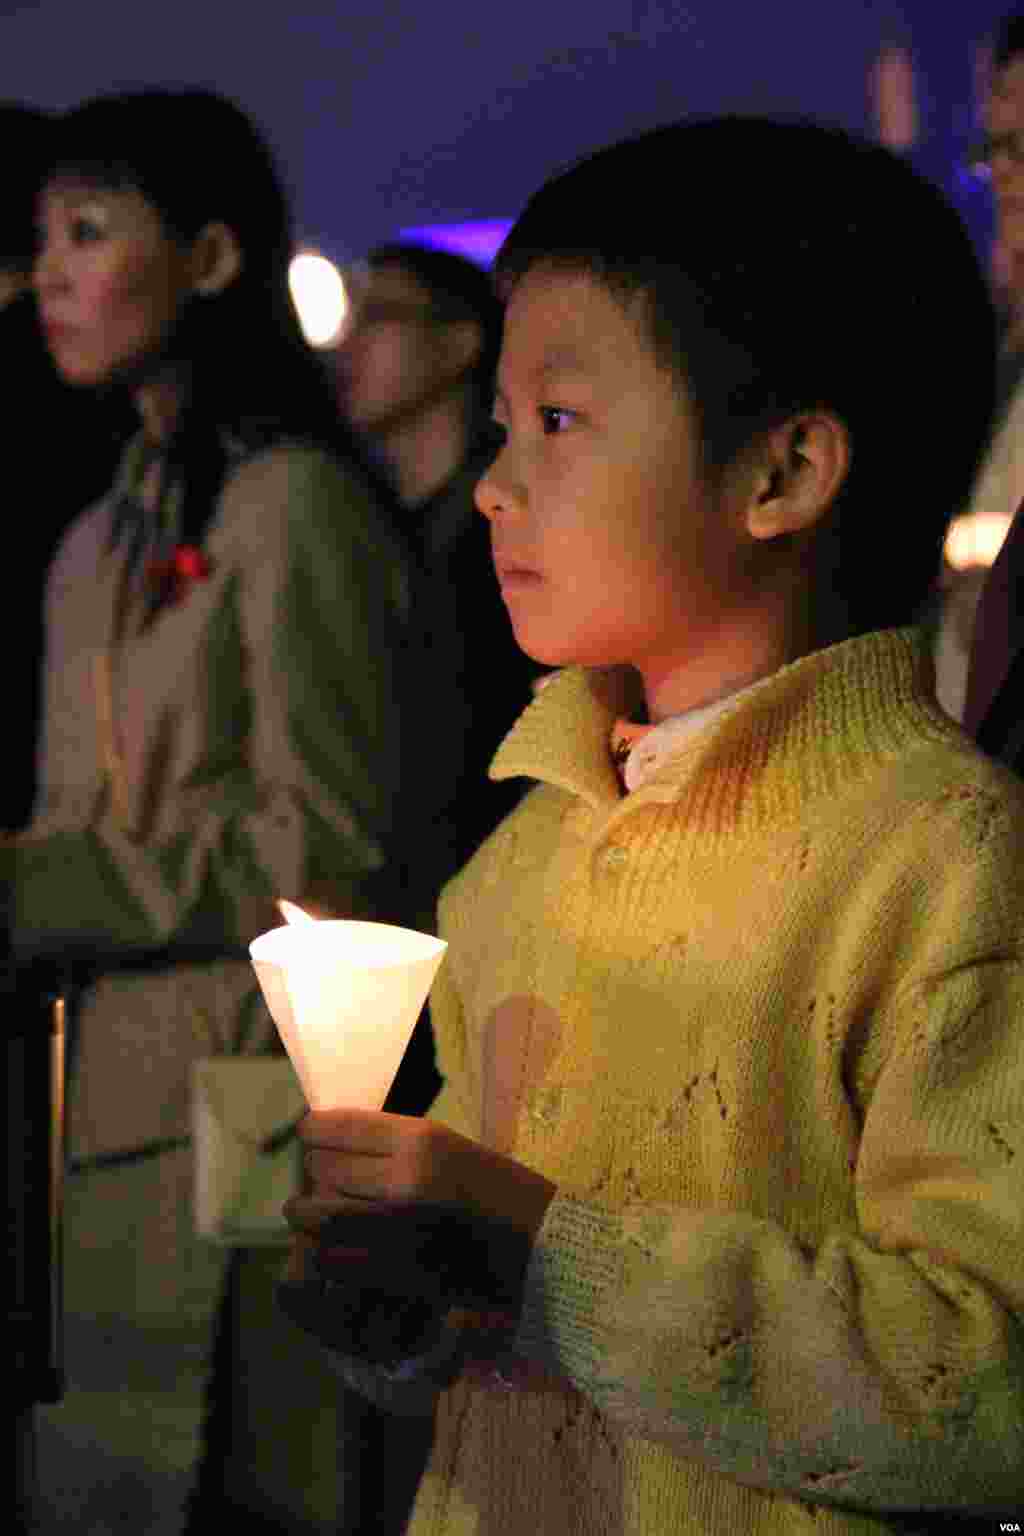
[{"left": 282, "top": 119, "right": 1024, "bottom": 1533}]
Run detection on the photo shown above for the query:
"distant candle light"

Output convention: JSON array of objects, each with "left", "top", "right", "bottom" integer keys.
[
  {"left": 288, "top": 252, "right": 349, "bottom": 347},
  {"left": 944, "top": 512, "right": 1012, "bottom": 571}
]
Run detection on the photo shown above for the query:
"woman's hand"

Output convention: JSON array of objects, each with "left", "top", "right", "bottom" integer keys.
[{"left": 279, "top": 1110, "right": 556, "bottom": 1363}]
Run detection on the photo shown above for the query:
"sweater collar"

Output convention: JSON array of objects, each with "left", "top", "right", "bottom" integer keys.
[{"left": 489, "top": 628, "right": 950, "bottom": 827}]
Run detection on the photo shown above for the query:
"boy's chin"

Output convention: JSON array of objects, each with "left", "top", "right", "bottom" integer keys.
[
  {"left": 509, "top": 615, "right": 634, "bottom": 674},
  {"left": 507, "top": 623, "right": 563, "bottom": 669},
  {"left": 518, "top": 639, "right": 588, "bottom": 671}
]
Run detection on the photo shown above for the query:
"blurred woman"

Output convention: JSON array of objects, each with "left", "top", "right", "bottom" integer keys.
[
  {"left": 0, "top": 101, "right": 131, "bottom": 832},
  {"left": 17, "top": 88, "right": 416, "bottom": 1535}
]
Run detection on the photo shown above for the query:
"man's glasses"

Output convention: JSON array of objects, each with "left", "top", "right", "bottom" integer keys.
[{"left": 347, "top": 301, "right": 444, "bottom": 332}]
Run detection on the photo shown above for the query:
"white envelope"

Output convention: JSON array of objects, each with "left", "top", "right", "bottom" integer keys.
[{"left": 192, "top": 1056, "right": 306, "bottom": 1246}]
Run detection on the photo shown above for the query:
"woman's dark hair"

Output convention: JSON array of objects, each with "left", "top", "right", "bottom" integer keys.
[
  {"left": 496, "top": 116, "right": 997, "bottom": 636},
  {"left": 43, "top": 89, "right": 368, "bottom": 541},
  {"left": 367, "top": 241, "right": 504, "bottom": 449},
  {"left": 2, "top": 102, "right": 54, "bottom": 273}
]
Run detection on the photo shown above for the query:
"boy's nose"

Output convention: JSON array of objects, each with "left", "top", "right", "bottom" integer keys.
[
  {"left": 474, "top": 444, "right": 523, "bottom": 526},
  {"left": 474, "top": 462, "right": 501, "bottom": 523},
  {"left": 475, "top": 457, "right": 515, "bottom": 525}
]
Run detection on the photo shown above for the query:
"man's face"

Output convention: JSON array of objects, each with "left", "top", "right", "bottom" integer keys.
[
  {"left": 336, "top": 265, "right": 458, "bottom": 433},
  {"left": 987, "top": 55, "right": 1024, "bottom": 259},
  {"left": 475, "top": 264, "right": 758, "bottom": 686}
]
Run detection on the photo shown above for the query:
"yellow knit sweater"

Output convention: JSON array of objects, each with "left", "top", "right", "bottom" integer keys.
[{"left": 366, "top": 628, "right": 1024, "bottom": 1533}]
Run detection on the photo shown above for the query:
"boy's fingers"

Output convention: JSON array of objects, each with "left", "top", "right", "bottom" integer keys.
[
  {"left": 358, "top": 1295, "right": 445, "bottom": 1360},
  {"left": 299, "top": 1107, "right": 407, "bottom": 1151},
  {"left": 316, "top": 1203, "right": 444, "bottom": 1257},
  {"left": 304, "top": 1146, "right": 400, "bottom": 1201},
  {"left": 277, "top": 1278, "right": 362, "bottom": 1353},
  {"left": 284, "top": 1200, "right": 440, "bottom": 1286},
  {"left": 284, "top": 1193, "right": 388, "bottom": 1234},
  {"left": 285, "top": 1202, "right": 530, "bottom": 1314},
  {"left": 277, "top": 1271, "right": 446, "bottom": 1364},
  {"left": 316, "top": 1244, "right": 373, "bottom": 1264}
]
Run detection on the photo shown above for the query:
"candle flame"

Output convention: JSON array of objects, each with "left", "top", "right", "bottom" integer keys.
[{"left": 277, "top": 899, "right": 318, "bottom": 927}]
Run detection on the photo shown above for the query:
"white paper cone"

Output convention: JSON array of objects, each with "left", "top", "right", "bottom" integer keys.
[{"left": 249, "top": 920, "right": 447, "bottom": 1110}]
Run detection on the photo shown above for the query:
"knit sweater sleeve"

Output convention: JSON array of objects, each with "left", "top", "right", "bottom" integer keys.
[{"left": 511, "top": 956, "right": 1024, "bottom": 1516}]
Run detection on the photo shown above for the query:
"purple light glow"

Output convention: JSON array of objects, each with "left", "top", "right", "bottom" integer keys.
[{"left": 398, "top": 219, "right": 514, "bottom": 268}]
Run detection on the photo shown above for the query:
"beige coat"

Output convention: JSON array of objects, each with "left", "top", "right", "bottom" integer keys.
[{"left": 18, "top": 436, "right": 418, "bottom": 1535}]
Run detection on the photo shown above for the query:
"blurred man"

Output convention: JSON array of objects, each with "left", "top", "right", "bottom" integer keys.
[
  {"left": 336, "top": 243, "right": 540, "bottom": 869},
  {"left": 987, "top": 13, "right": 1024, "bottom": 369},
  {"left": 339, "top": 243, "right": 495, "bottom": 510},
  {"left": 963, "top": 13, "right": 1024, "bottom": 766}
]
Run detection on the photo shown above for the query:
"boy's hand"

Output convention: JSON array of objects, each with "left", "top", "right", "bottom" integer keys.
[{"left": 279, "top": 1110, "right": 556, "bottom": 1363}]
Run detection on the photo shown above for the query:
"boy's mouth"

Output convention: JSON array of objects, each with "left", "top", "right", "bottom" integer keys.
[
  {"left": 494, "top": 563, "right": 543, "bottom": 590},
  {"left": 493, "top": 547, "right": 541, "bottom": 577}
]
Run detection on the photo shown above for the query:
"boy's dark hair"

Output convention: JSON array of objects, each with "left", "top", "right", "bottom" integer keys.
[
  {"left": 496, "top": 116, "right": 996, "bottom": 637},
  {"left": 368, "top": 241, "right": 503, "bottom": 417},
  {"left": 994, "top": 12, "right": 1024, "bottom": 71}
]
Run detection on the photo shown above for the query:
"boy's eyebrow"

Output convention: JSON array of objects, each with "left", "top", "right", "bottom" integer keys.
[
  {"left": 495, "top": 345, "right": 596, "bottom": 406},
  {"left": 534, "top": 344, "right": 594, "bottom": 379}
]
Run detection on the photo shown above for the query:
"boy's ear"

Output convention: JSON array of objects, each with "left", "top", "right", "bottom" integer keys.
[
  {"left": 744, "top": 413, "right": 851, "bottom": 541},
  {"left": 190, "top": 221, "right": 244, "bottom": 297}
]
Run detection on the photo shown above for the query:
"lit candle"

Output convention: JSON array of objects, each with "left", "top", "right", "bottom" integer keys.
[
  {"left": 277, "top": 898, "right": 318, "bottom": 927},
  {"left": 249, "top": 903, "right": 447, "bottom": 1110}
]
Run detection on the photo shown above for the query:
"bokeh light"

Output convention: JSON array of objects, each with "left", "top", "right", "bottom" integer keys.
[
  {"left": 288, "top": 251, "right": 349, "bottom": 348},
  {"left": 944, "top": 512, "right": 1012, "bottom": 571},
  {"left": 398, "top": 220, "right": 513, "bottom": 268}
]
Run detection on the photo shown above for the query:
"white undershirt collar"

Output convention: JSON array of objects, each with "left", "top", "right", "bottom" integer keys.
[{"left": 621, "top": 685, "right": 757, "bottom": 792}]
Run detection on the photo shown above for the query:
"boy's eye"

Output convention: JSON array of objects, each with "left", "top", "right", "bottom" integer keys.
[{"left": 539, "top": 406, "right": 575, "bottom": 435}]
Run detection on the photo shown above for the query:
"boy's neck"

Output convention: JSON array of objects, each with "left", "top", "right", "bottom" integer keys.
[
  {"left": 639, "top": 593, "right": 848, "bottom": 724},
  {"left": 642, "top": 650, "right": 781, "bottom": 726}
]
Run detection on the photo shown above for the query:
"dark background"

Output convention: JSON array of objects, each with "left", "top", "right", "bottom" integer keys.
[{"left": 0, "top": 0, "right": 1009, "bottom": 270}]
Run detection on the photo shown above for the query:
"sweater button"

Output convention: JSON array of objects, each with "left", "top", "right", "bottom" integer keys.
[{"left": 599, "top": 843, "right": 628, "bottom": 869}]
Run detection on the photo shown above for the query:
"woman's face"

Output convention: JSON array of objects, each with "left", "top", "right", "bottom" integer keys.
[{"left": 34, "top": 179, "right": 197, "bottom": 387}]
